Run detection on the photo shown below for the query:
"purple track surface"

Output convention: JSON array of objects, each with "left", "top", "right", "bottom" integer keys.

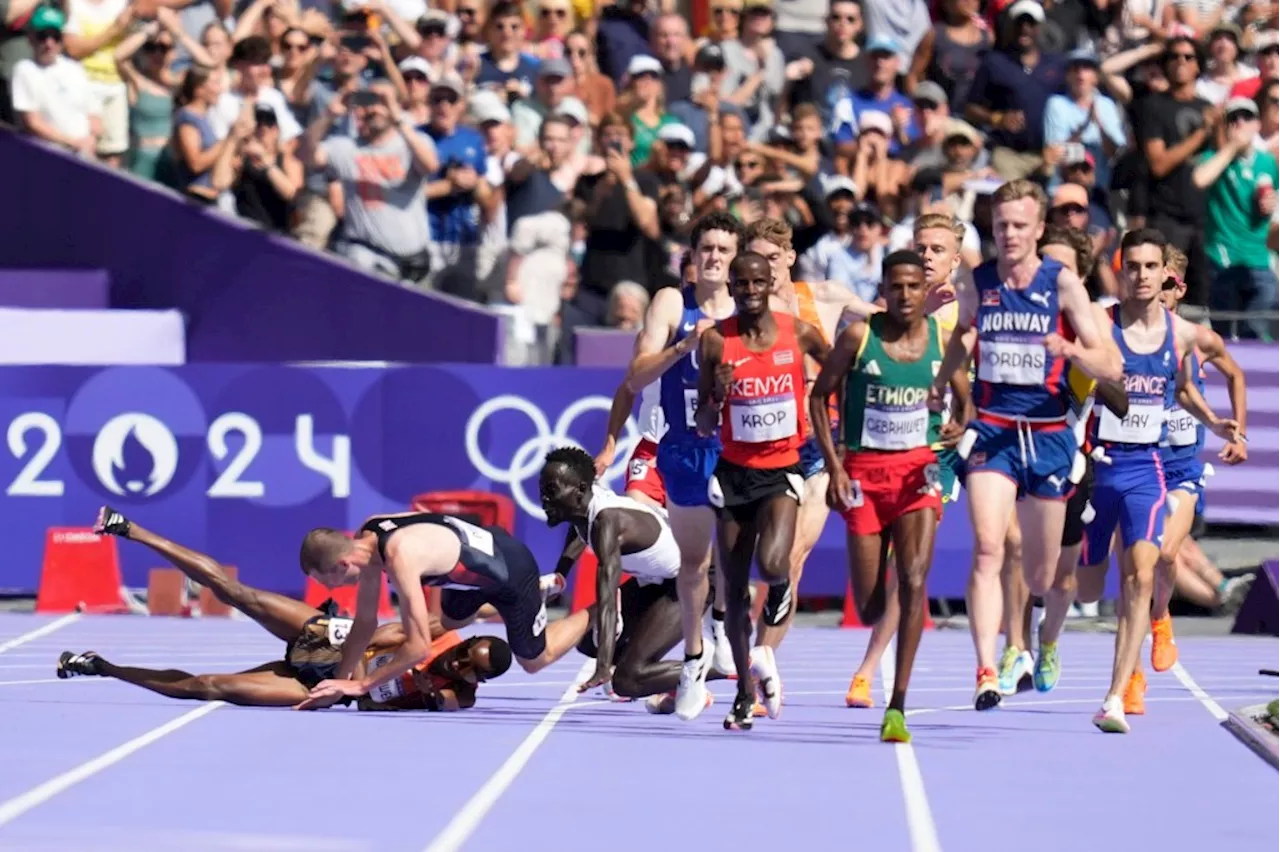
[{"left": 0, "top": 612, "right": 1275, "bottom": 852}]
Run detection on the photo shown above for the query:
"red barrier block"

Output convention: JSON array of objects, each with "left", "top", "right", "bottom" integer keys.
[
  {"left": 569, "top": 550, "right": 638, "bottom": 612},
  {"left": 304, "top": 574, "right": 395, "bottom": 619},
  {"left": 841, "top": 579, "right": 933, "bottom": 629},
  {"left": 147, "top": 569, "right": 187, "bottom": 616},
  {"left": 410, "top": 491, "right": 516, "bottom": 534},
  {"left": 197, "top": 565, "right": 237, "bottom": 617},
  {"left": 36, "top": 528, "right": 126, "bottom": 614}
]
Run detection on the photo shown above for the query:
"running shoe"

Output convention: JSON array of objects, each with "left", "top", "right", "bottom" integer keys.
[
  {"left": 997, "top": 646, "right": 1034, "bottom": 696},
  {"left": 94, "top": 506, "right": 130, "bottom": 538},
  {"left": 761, "top": 582, "right": 793, "bottom": 627},
  {"left": 1123, "top": 668, "right": 1147, "bottom": 716},
  {"left": 1033, "top": 640, "right": 1060, "bottom": 693},
  {"left": 539, "top": 573, "right": 566, "bottom": 602},
  {"left": 646, "top": 691, "right": 713, "bottom": 715},
  {"left": 880, "top": 708, "right": 911, "bottom": 743},
  {"left": 706, "top": 611, "right": 735, "bottom": 676},
  {"left": 845, "top": 674, "right": 874, "bottom": 708},
  {"left": 974, "top": 666, "right": 1001, "bottom": 711},
  {"left": 674, "top": 641, "right": 714, "bottom": 721},
  {"left": 1217, "top": 574, "right": 1254, "bottom": 614},
  {"left": 724, "top": 691, "right": 755, "bottom": 731},
  {"left": 1150, "top": 616, "right": 1177, "bottom": 672},
  {"left": 57, "top": 651, "right": 102, "bottom": 679},
  {"left": 1092, "top": 695, "right": 1130, "bottom": 734},
  {"left": 749, "top": 645, "right": 782, "bottom": 719}
]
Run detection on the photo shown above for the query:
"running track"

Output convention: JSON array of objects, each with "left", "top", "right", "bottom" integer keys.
[{"left": 0, "top": 612, "right": 1274, "bottom": 852}]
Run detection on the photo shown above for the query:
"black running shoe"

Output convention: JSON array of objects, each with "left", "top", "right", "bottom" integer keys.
[
  {"left": 761, "top": 583, "right": 793, "bottom": 627},
  {"left": 57, "top": 651, "right": 103, "bottom": 679},
  {"left": 94, "top": 505, "right": 131, "bottom": 538},
  {"left": 724, "top": 691, "right": 755, "bottom": 731}
]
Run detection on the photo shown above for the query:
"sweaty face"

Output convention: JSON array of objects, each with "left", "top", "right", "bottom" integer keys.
[
  {"left": 429, "top": 638, "right": 502, "bottom": 684},
  {"left": 695, "top": 228, "right": 739, "bottom": 287},
  {"left": 993, "top": 197, "right": 1045, "bottom": 265},
  {"left": 747, "top": 238, "right": 795, "bottom": 290},
  {"left": 729, "top": 256, "right": 772, "bottom": 313},
  {"left": 882, "top": 264, "right": 928, "bottom": 322},
  {"left": 1122, "top": 243, "right": 1165, "bottom": 301},
  {"left": 538, "top": 463, "right": 584, "bottom": 527},
  {"left": 914, "top": 227, "right": 961, "bottom": 287}
]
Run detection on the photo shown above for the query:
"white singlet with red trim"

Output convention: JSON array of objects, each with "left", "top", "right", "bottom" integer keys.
[
  {"left": 585, "top": 484, "right": 679, "bottom": 585},
  {"left": 638, "top": 381, "right": 665, "bottom": 443}
]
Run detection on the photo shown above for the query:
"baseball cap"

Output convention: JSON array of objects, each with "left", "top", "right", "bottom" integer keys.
[
  {"left": 1066, "top": 47, "right": 1100, "bottom": 68},
  {"left": 627, "top": 54, "right": 663, "bottom": 77},
  {"left": 555, "top": 96, "right": 589, "bottom": 125},
  {"left": 398, "top": 56, "right": 432, "bottom": 77},
  {"left": 29, "top": 5, "right": 66, "bottom": 32},
  {"left": 865, "top": 35, "right": 901, "bottom": 55},
  {"left": 538, "top": 57, "right": 572, "bottom": 79},
  {"left": 913, "top": 81, "right": 947, "bottom": 107},
  {"left": 432, "top": 73, "right": 466, "bottom": 97},
  {"left": 1006, "top": 0, "right": 1045, "bottom": 23},
  {"left": 658, "top": 122, "right": 696, "bottom": 148},
  {"left": 824, "top": 175, "right": 857, "bottom": 199},
  {"left": 1225, "top": 96, "right": 1259, "bottom": 117},
  {"left": 1051, "top": 182, "right": 1089, "bottom": 209},
  {"left": 694, "top": 43, "right": 726, "bottom": 69},
  {"left": 470, "top": 91, "right": 511, "bottom": 124},
  {"left": 858, "top": 110, "right": 893, "bottom": 136}
]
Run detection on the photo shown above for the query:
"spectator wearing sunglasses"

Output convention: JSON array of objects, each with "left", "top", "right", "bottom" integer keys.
[
  {"left": 115, "top": 22, "right": 178, "bottom": 181},
  {"left": 475, "top": 1, "right": 541, "bottom": 100},
  {"left": 1193, "top": 96, "right": 1279, "bottom": 340},
  {"left": 10, "top": 6, "right": 100, "bottom": 159},
  {"left": 531, "top": 0, "right": 575, "bottom": 61}
]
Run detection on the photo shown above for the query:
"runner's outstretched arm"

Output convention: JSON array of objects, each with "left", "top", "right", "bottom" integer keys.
[
  {"left": 578, "top": 509, "right": 625, "bottom": 692},
  {"left": 1195, "top": 324, "right": 1248, "bottom": 463}
]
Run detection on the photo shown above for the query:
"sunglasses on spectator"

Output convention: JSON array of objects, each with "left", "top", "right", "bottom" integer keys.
[
  {"left": 852, "top": 216, "right": 879, "bottom": 227},
  {"left": 431, "top": 91, "right": 460, "bottom": 105},
  {"left": 419, "top": 23, "right": 447, "bottom": 37},
  {"left": 32, "top": 28, "right": 61, "bottom": 42},
  {"left": 1264, "top": 46, "right": 1279, "bottom": 56},
  {"left": 143, "top": 40, "right": 173, "bottom": 52},
  {"left": 828, "top": 13, "right": 858, "bottom": 23},
  {"left": 712, "top": 7, "right": 740, "bottom": 16},
  {"left": 540, "top": 7, "right": 569, "bottom": 18},
  {"left": 341, "top": 37, "right": 370, "bottom": 52},
  {"left": 404, "top": 72, "right": 429, "bottom": 84},
  {"left": 736, "top": 158, "right": 762, "bottom": 170},
  {"left": 1162, "top": 276, "right": 1181, "bottom": 291},
  {"left": 308, "top": 34, "right": 325, "bottom": 47},
  {"left": 1227, "top": 110, "right": 1257, "bottom": 123},
  {"left": 1055, "top": 203, "right": 1088, "bottom": 216},
  {"left": 1167, "top": 51, "right": 1197, "bottom": 63},
  {"left": 282, "top": 39, "right": 310, "bottom": 52}
]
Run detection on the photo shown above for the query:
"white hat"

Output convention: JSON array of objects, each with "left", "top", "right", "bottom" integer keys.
[
  {"left": 1225, "top": 96, "right": 1259, "bottom": 117},
  {"left": 1007, "top": 0, "right": 1045, "bottom": 23},
  {"left": 858, "top": 110, "right": 893, "bottom": 136},
  {"left": 555, "top": 96, "right": 589, "bottom": 125},
  {"left": 470, "top": 90, "right": 511, "bottom": 124},
  {"left": 627, "top": 54, "right": 663, "bottom": 78},
  {"left": 824, "top": 175, "right": 857, "bottom": 198},
  {"left": 398, "top": 56, "right": 432, "bottom": 77},
  {"left": 658, "top": 123, "right": 696, "bottom": 148}
]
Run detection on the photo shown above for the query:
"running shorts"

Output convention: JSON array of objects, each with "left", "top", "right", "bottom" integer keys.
[
  {"left": 1061, "top": 453, "right": 1095, "bottom": 548},
  {"left": 625, "top": 438, "right": 666, "bottom": 506},
  {"left": 935, "top": 447, "right": 965, "bottom": 505},
  {"left": 798, "top": 435, "right": 826, "bottom": 479},
  {"left": 284, "top": 607, "right": 353, "bottom": 689},
  {"left": 576, "top": 577, "right": 679, "bottom": 660},
  {"left": 709, "top": 459, "right": 804, "bottom": 524},
  {"left": 655, "top": 439, "right": 720, "bottom": 508},
  {"left": 840, "top": 446, "right": 942, "bottom": 536},
  {"left": 1080, "top": 450, "right": 1168, "bottom": 565},
  {"left": 440, "top": 527, "right": 548, "bottom": 661},
  {"left": 966, "top": 419, "right": 1077, "bottom": 500}
]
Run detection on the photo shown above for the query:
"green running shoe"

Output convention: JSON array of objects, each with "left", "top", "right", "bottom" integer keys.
[{"left": 880, "top": 708, "right": 911, "bottom": 743}]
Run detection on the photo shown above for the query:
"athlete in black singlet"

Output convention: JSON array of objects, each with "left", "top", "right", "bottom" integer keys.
[{"left": 298, "top": 513, "right": 594, "bottom": 709}]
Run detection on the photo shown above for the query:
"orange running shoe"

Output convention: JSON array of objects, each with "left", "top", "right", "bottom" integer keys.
[
  {"left": 974, "top": 666, "right": 1001, "bottom": 711},
  {"left": 1123, "top": 668, "right": 1147, "bottom": 715},
  {"left": 1150, "top": 616, "right": 1178, "bottom": 672},
  {"left": 846, "top": 674, "right": 874, "bottom": 708}
]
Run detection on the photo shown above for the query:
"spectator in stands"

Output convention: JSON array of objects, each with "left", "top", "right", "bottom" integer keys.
[
  {"left": 1197, "top": 23, "right": 1256, "bottom": 105},
  {"left": 651, "top": 12, "right": 691, "bottom": 102},
  {"left": 10, "top": 6, "right": 100, "bottom": 159},
  {"left": 797, "top": 177, "right": 882, "bottom": 302},
  {"left": 512, "top": 57, "right": 574, "bottom": 148},
  {"left": 833, "top": 35, "right": 920, "bottom": 157},
  {"left": 565, "top": 29, "right": 615, "bottom": 125},
  {"left": 475, "top": 2, "right": 540, "bottom": 98},
  {"left": 1138, "top": 35, "right": 1214, "bottom": 307},
  {"left": 171, "top": 65, "right": 243, "bottom": 205},
  {"left": 863, "top": 0, "right": 930, "bottom": 67},
  {"left": 850, "top": 110, "right": 909, "bottom": 216},
  {"left": 530, "top": 0, "right": 574, "bottom": 60},
  {"left": 194, "top": 20, "right": 230, "bottom": 70},
  {"left": 305, "top": 82, "right": 438, "bottom": 284},
  {"left": 391, "top": 9, "right": 456, "bottom": 85},
  {"left": 1231, "top": 31, "right": 1277, "bottom": 100},
  {"left": 770, "top": 0, "right": 825, "bottom": 61},
  {"left": 606, "top": 280, "right": 649, "bottom": 329},
  {"left": 715, "top": 0, "right": 785, "bottom": 142},
  {"left": 232, "top": 103, "right": 304, "bottom": 233},
  {"left": 214, "top": 36, "right": 301, "bottom": 149},
  {"left": 1172, "top": 0, "right": 1228, "bottom": 38},
  {"left": 905, "top": 0, "right": 990, "bottom": 116},
  {"left": 472, "top": 91, "right": 514, "bottom": 297},
  {"left": 423, "top": 74, "right": 491, "bottom": 297},
  {"left": 1044, "top": 48, "right": 1126, "bottom": 191},
  {"left": 699, "top": 0, "right": 741, "bottom": 50},
  {"left": 557, "top": 111, "right": 660, "bottom": 362},
  {"left": 398, "top": 56, "right": 433, "bottom": 125},
  {"left": 888, "top": 167, "right": 984, "bottom": 269},
  {"left": 114, "top": 20, "right": 178, "bottom": 182},
  {"left": 966, "top": 0, "right": 1065, "bottom": 180},
  {"left": 667, "top": 43, "right": 734, "bottom": 152},
  {"left": 787, "top": 0, "right": 866, "bottom": 128},
  {"left": 1194, "top": 95, "right": 1279, "bottom": 340},
  {"left": 270, "top": 23, "right": 322, "bottom": 109},
  {"left": 1257, "top": 77, "right": 1279, "bottom": 155},
  {"left": 62, "top": 0, "right": 137, "bottom": 168},
  {"left": 622, "top": 53, "right": 676, "bottom": 165},
  {"left": 596, "top": 0, "right": 651, "bottom": 85}
]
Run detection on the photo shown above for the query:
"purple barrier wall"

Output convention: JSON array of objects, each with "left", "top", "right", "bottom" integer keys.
[
  {"left": 0, "top": 132, "right": 503, "bottom": 364},
  {"left": 0, "top": 362, "right": 1271, "bottom": 601},
  {"left": 575, "top": 328, "right": 637, "bottom": 367},
  {"left": 0, "top": 270, "right": 109, "bottom": 308}
]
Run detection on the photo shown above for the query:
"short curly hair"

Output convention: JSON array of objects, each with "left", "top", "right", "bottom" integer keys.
[{"left": 543, "top": 446, "right": 595, "bottom": 486}]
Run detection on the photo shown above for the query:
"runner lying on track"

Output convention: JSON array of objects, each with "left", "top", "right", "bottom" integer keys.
[{"left": 56, "top": 507, "right": 511, "bottom": 711}]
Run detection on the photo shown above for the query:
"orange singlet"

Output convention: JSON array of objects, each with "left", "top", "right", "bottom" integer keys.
[
  {"left": 718, "top": 312, "right": 808, "bottom": 469},
  {"left": 364, "top": 630, "right": 465, "bottom": 705},
  {"left": 792, "top": 281, "right": 839, "bottom": 433}
]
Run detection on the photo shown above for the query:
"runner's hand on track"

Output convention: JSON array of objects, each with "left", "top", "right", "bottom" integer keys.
[
  {"left": 295, "top": 678, "right": 364, "bottom": 710},
  {"left": 577, "top": 665, "right": 612, "bottom": 694}
]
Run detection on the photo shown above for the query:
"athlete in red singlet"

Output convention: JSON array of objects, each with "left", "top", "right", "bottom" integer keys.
[{"left": 693, "top": 252, "right": 831, "bottom": 731}]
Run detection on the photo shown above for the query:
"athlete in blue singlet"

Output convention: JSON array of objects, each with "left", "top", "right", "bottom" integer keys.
[
  {"left": 623, "top": 211, "right": 745, "bottom": 721},
  {"left": 1077, "top": 229, "right": 1238, "bottom": 734},
  {"left": 928, "top": 180, "right": 1123, "bottom": 712}
]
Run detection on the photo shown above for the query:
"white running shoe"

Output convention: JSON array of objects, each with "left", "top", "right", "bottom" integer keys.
[
  {"left": 646, "top": 690, "right": 713, "bottom": 715},
  {"left": 1092, "top": 695, "right": 1130, "bottom": 734},
  {"left": 749, "top": 645, "right": 782, "bottom": 719},
  {"left": 674, "top": 641, "right": 714, "bottom": 721},
  {"left": 709, "top": 614, "right": 735, "bottom": 675},
  {"left": 539, "top": 573, "right": 566, "bottom": 601}
]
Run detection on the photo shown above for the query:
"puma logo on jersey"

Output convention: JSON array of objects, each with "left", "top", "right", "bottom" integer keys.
[{"left": 1028, "top": 291, "right": 1051, "bottom": 308}]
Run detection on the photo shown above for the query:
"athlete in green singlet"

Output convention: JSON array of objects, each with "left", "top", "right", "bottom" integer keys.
[{"left": 810, "top": 250, "right": 970, "bottom": 742}]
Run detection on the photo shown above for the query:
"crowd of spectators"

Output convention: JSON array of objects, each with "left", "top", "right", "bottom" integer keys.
[{"left": 1, "top": 0, "right": 1277, "bottom": 362}]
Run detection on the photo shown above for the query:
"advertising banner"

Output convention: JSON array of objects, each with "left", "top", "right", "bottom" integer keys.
[{"left": 0, "top": 363, "right": 1270, "bottom": 600}]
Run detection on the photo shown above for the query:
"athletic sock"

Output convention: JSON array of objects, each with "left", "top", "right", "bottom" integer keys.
[
  {"left": 762, "top": 584, "right": 792, "bottom": 626},
  {"left": 684, "top": 651, "right": 702, "bottom": 663},
  {"left": 712, "top": 608, "right": 725, "bottom": 622}
]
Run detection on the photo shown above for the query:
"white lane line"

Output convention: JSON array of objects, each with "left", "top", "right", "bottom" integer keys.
[
  {"left": 0, "top": 614, "right": 81, "bottom": 654},
  {"left": 422, "top": 660, "right": 592, "bottom": 852},
  {"left": 0, "top": 702, "right": 224, "bottom": 827},
  {"left": 1170, "top": 661, "right": 1229, "bottom": 721},
  {"left": 879, "top": 642, "right": 943, "bottom": 852}
]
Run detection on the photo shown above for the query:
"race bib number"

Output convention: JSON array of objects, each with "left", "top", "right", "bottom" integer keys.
[
  {"left": 923, "top": 463, "right": 940, "bottom": 491},
  {"left": 729, "top": 397, "right": 797, "bottom": 443},
  {"left": 628, "top": 458, "right": 649, "bottom": 481},
  {"left": 365, "top": 653, "right": 404, "bottom": 703},
  {"left": 1166, "top": 406, "right": 1198, "bottom": 446},
  {"left": 845, "top": 478, "right": 864, "bottom": 508},
  {"left": 1098, "top": 403, "right": 1164, "bottom": 445},
  {"left": 442, "top": 516, "right": 495, "bottom": 556},
  {"left": 861, "top": 407, "right": 929, "bottom": 451},
  {"left": 977, "top": 341, "right": 1046, "bottom": 386},
  {"left": 531, "top": 602, "right": 547, "bottom": 637},
  {"left": 326, "top": 617, "right": 353, "bottom": 647},
  {"left": 684, "top": 388, "right": 721, "bottom": 430}
]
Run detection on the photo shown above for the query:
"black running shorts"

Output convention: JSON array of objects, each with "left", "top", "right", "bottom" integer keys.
[
  {"left": 440, "top": 527, "right": 547, "bottom": 662},
  {"left": 576, "top": 577, "right": 679, "bottom": 659},
  {"left": 709, "top": 459, "right": 805, "bottom": 524},
  {"left": 285, "top": 611, "right": 352, "bottom": 688},
  {"left": 1061, "top": 453, "right": 1095, "bottom": 549}
]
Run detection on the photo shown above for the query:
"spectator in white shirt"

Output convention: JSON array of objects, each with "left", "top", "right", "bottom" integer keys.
[
  {"left": 11, "top": 7, "right": 101, "bottom": 159},
  {"left": 212, "top": 35, "right": 301, "bottom": 148}
]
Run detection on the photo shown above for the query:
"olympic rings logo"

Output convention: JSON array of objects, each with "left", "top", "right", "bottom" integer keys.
[{"left": 464, "top": 394, "right": 641, "bottom": 520}]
